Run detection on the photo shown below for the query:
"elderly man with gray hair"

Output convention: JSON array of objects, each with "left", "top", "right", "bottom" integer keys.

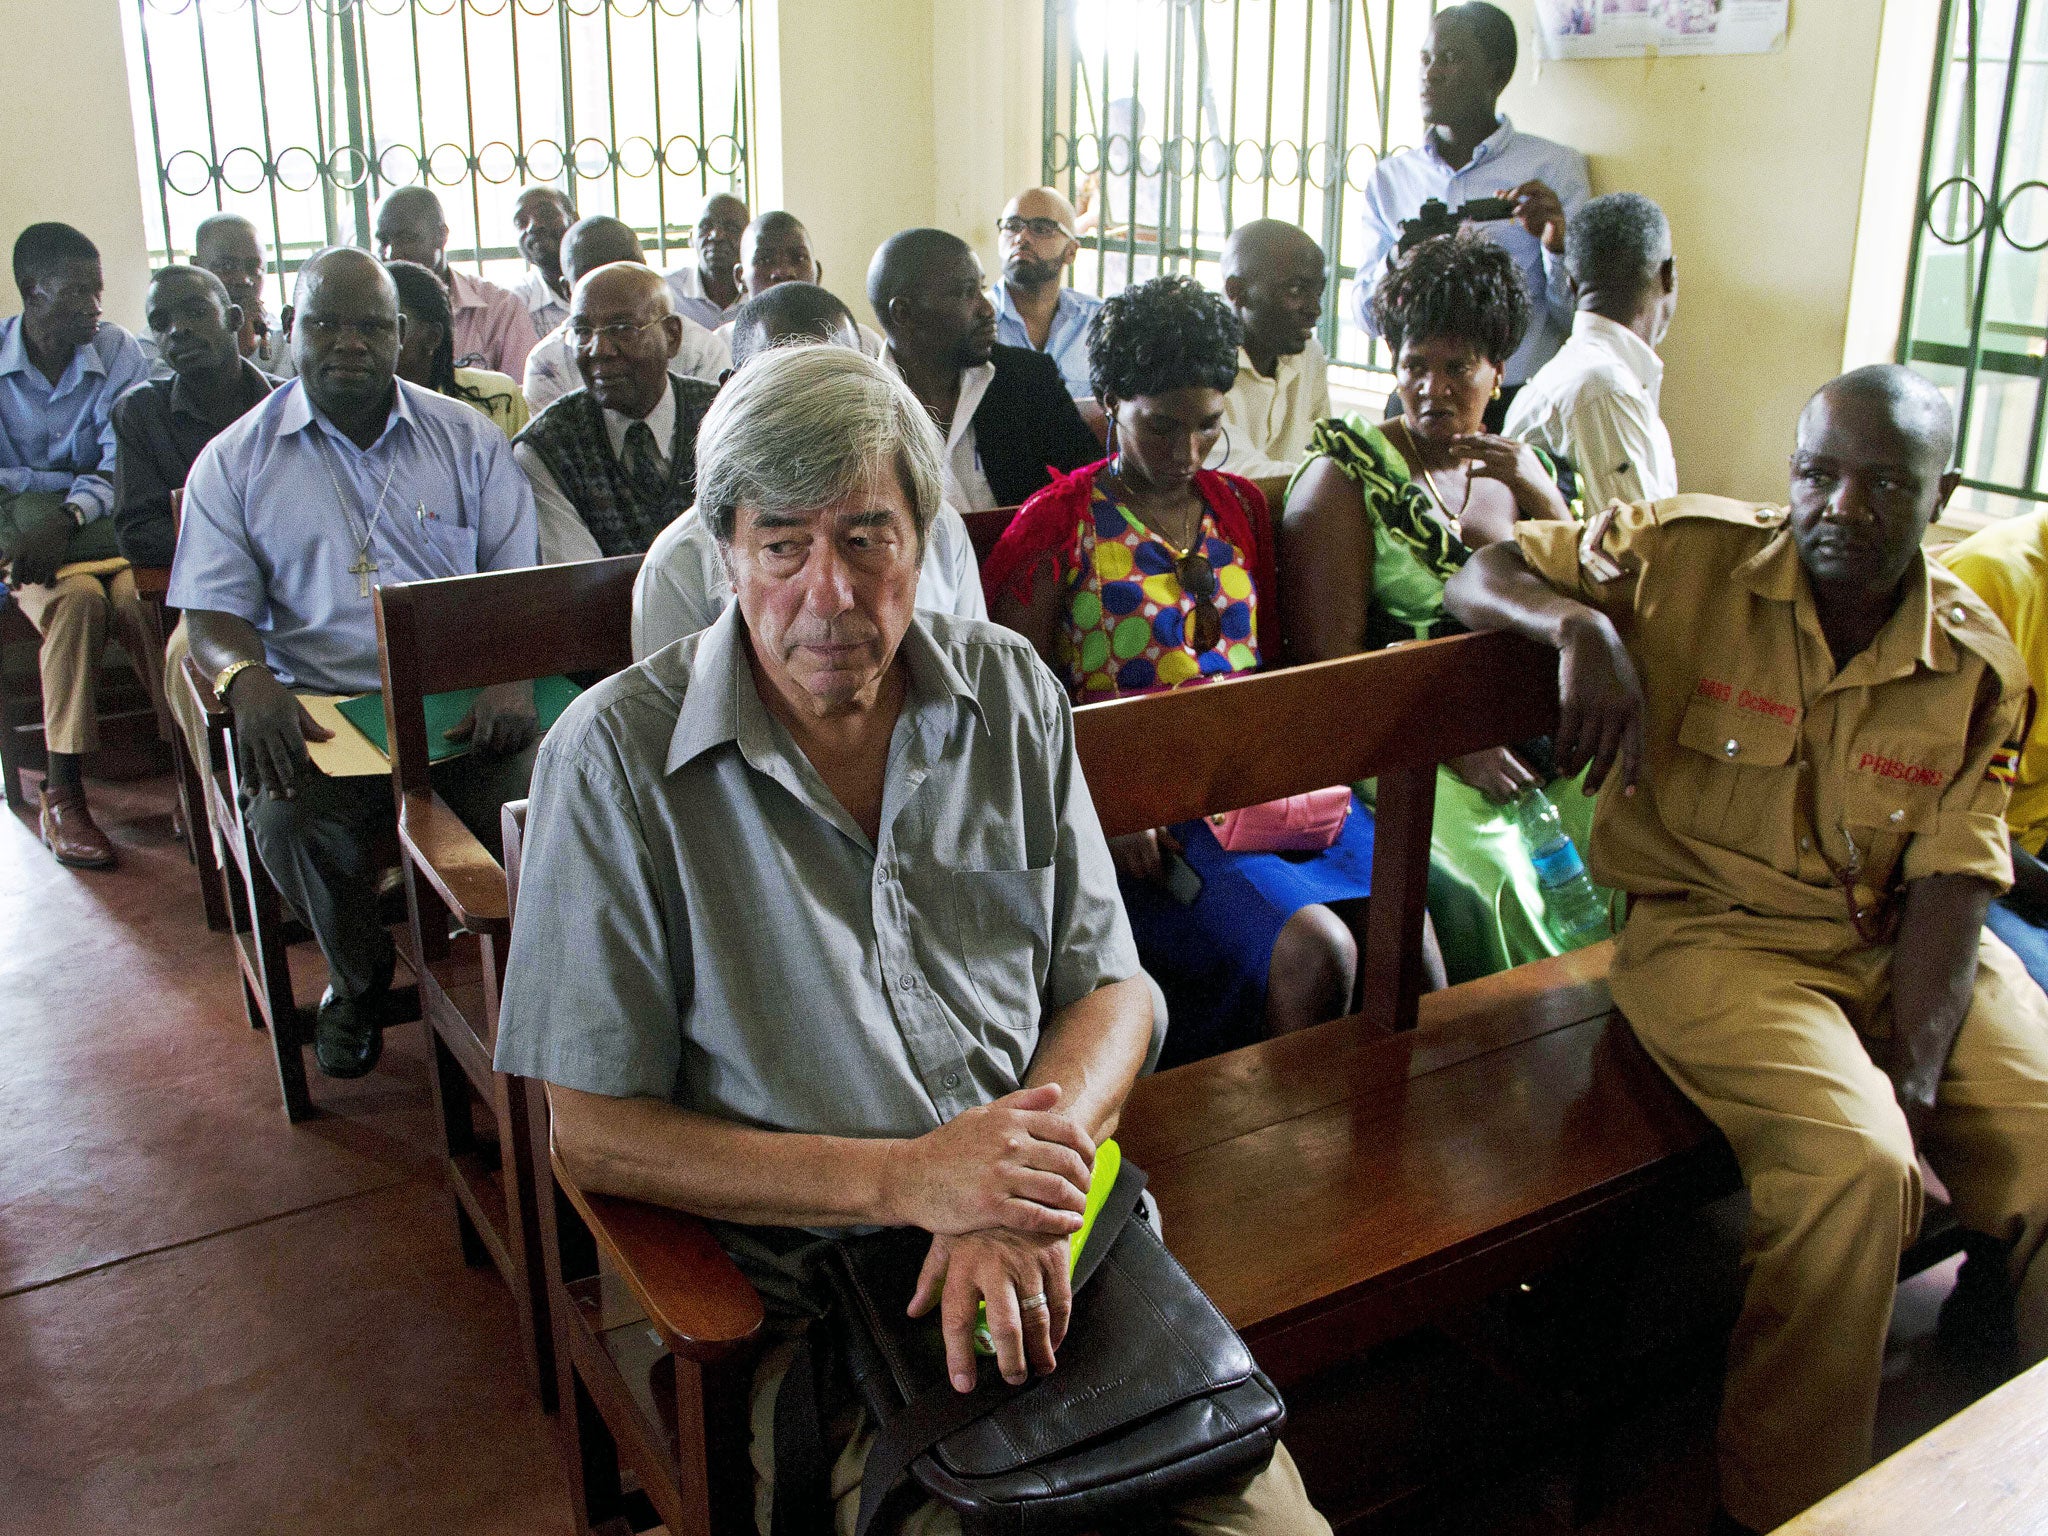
[
  {"left": 629, "top": 281, "right": 985, "bottom": 658},
  {"left": 495, "top": 345, "right": 1328, "bottom": 1536},
  {"left": 1504, "top": 190, "right": 1679, "bottom": 510}
]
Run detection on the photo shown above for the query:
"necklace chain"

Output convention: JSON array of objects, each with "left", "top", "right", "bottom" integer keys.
[
  {"left": 317, "top": 436, "right": 401, "bottom": 592},
  {"left": 1107, "top": 457, "right": 1203, "bottom": 555}
]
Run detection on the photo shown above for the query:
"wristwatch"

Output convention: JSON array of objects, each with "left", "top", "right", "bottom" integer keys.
[{"left": 212, "top": 658, "right": 269, "bottom": 704}]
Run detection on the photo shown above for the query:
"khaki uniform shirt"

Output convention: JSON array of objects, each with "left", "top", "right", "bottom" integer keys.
[{"left": 1514, "top": 495, "right": 2027, "bottom": 927}]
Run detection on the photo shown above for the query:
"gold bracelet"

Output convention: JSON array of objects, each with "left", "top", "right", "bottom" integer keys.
[{"left": 211, "top": 658, "right": 268, "bottom": 705}]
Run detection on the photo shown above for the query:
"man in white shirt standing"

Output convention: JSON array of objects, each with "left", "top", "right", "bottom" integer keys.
[
  {"left": 1350, "top": 2, "right": 1588, "bottom": 425},
  {"left": 1216, "top": 219, "right": 1332, "bottom": 486},
  {"left": 1504, "top": 192, "right": 1679, "bottom": 510}
]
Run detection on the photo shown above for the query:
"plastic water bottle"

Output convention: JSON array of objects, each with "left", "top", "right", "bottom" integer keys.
[{"left": 1512, "top": 787, "right": 1610, "bottom": 949}]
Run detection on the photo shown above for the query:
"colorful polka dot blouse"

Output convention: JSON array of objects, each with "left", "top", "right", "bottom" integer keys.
[{"left": 1057, "top": 490, "right": 1259, "bottom": 697}]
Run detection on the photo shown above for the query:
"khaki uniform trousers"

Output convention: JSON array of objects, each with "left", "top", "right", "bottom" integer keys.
[
  {"left": 11, "top": 566, "right": 163, "bottom": 757},
  {"left": 747, "top": 1339, "right": 1331, "bottom": 1536},
  {"left": 1610, "top": 897, "right": 2048, "bottom": 1530},
  {"left": 161, "top": 617, "right": 210, "bottom": 781}
]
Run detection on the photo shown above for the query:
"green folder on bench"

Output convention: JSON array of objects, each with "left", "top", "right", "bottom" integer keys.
[{"left": 333, "top": 675, "right": 583, "bottom": 765}]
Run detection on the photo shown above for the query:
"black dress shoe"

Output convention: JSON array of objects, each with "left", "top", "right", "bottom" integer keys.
[{"left": 314, "top": 986, "right": 385, "bottom": 1078}]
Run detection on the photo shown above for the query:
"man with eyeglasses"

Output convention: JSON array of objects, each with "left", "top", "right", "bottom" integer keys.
[
  {"left": 989, "top": 188, "right": 1102, "bottom": 411},
  {"left": 522, "top": 215, "right": 729, "bottom": 414},
  {"left": 515, "top": 262, "right": 722, "bottom": 562},
  {"left": 173, "top": 247, "right": 539, "bottom": 1079}
]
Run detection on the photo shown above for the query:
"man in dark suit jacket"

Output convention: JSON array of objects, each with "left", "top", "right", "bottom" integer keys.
[{"left": 868, "top": 228, "right": 1101, "bottom": 510}]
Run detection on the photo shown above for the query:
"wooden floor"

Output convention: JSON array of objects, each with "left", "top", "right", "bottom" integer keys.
[{"left": 0, "top": 769, "right": 2020, "bottom": 1534}]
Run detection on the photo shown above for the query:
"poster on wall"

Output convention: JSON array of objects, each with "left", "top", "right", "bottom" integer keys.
[{"left": 1532, "top": 0, "right": 1789, "bottom": 59}]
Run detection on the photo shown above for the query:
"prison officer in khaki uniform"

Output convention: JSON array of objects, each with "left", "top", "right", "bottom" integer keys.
[{"left": 1443, "top": 364, "right": 2048, "bottom": 1534}]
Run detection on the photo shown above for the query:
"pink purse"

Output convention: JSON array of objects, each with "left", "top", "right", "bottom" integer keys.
[{"left": 1209, "top": 786, "right": 1353, "bottom": 853}]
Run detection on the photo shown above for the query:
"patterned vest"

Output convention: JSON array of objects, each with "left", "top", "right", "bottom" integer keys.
[{"left": 517, "top": 373, "right": 721, "bottom": 557}]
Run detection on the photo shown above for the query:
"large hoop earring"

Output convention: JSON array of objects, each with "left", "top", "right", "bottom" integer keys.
[{"left": 1204, "top": 426, "right": 1231, "bottom": 472}]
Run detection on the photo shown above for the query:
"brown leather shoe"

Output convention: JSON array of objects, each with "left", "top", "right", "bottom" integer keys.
[{"left": 38, "top": 783, "right": 118, "bottom": 869}]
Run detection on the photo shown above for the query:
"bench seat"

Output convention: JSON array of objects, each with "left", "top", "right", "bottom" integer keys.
[{"left": 1120, "top": 945, "right": 1739, "bottom": 1387}]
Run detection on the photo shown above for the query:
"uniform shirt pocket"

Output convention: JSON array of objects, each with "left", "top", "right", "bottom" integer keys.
[{"left": 1669, "top": 696, "right": 1799, "bottom": 848}]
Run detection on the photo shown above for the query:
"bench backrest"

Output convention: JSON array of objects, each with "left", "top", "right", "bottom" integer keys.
[
  {"left": 374, "top": 555, "right": 644, "bottom": 798},
  {"left": 1073, "top": 629, "right": 1562, "bottom": 1032},
  {"left": 961, "top": 506, "right": 1021, "bottom": 570}
]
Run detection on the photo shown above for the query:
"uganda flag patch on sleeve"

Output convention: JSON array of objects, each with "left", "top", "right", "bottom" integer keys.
[{"left": 1989, "top": 744, "right": 2021, "bottom": 785}]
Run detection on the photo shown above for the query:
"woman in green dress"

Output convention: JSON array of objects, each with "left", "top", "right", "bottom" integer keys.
[{"left": 1281, "top": 231, "right": 1614, "bottom": 982}]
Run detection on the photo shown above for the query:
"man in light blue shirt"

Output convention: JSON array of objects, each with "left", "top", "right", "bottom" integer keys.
[
  {"left": 174, "top": 248, "right": 540, "bottom": 1081},
  {"left": 0, "top": 222, "right": 151, "bottom": 870},
  {"left": 989, "top": 187, "right": 1104, "bottom": 421},
  {"left": 1349, "top": 2, "right": 1589, "bottom": 416}
]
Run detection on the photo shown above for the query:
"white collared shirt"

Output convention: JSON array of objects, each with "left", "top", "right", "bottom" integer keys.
[
  {"left": 662, "top": 263, "right": 741, "bottom": 332},
  {"left": 510, "top": 268, "right": 570, "bottom": 337},
  {"left": 514, "top": 376, "right": 680, "bottom": 564},
  {"left": 1503, "top": 311, "right": 1677, "bottom": 511},
  {"left": 883, "top": 346, "right": 998, "bottom": 512},
  {"left": 1217, "top": 338, "right": 1332, "bottom": 481}
]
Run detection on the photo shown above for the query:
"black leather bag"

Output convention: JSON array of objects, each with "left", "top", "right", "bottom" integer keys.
[{"left": 774, "top": 1160, "right": 1286, "bottom": 1536}]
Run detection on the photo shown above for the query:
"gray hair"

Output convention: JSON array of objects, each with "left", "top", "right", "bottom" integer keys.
[
  {"left": 1564, "top": 192, "right": 1671, "bottom": 296},
  {"left": 695, "top": 345, "right": 946, "bottom": 549}
]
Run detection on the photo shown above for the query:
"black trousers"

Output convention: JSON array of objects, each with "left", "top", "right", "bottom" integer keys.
[{"left": 244, "top": 743, "right": 537, "bottom": 997}]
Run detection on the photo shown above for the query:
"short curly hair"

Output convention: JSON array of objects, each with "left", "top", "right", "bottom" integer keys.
[
  {"left": 1086, "top": 274, "right": 1242, "bottom": 403},
  {"left": 1370, "top": 230, "right": 1530, "bottom": 367}
]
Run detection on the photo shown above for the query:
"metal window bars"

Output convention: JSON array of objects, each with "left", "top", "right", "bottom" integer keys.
[
  {"left": 1041, "top": 0, "right": 1443, "bottom": 382},
  {"left": 1898, "top": 0, "right": 2048, "bottom": 523},
  {"left": 121, "top": 0, "right": 756, "bottom": 321}
]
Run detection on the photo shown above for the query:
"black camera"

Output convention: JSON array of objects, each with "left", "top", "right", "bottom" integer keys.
[{"left": 1396, "top": 195, "right": 1514, "bottom": 255}]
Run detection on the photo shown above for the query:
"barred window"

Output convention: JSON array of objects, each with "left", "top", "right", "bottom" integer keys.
[{"left": 119, "top": 0, "right": 757, "bottom": 316}]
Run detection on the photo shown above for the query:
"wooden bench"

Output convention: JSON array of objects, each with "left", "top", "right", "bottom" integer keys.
[
  {"left": 499, "top": 627, "right": 1738, "bottom": 1534},
  {"left": 374, "top": 554, "right": 645, "bottom": 1414},
  {"left": 1771, "top": 1355, "right": 2048, "bottom": 1534},
  {"left": 1078, "top": 632, "right": 1736, "bottom": 1397}
]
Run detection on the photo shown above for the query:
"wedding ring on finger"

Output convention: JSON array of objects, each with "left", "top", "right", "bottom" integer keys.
[{"left": 1018, "top": 1292, "right": 1049, "bottom": 1312}]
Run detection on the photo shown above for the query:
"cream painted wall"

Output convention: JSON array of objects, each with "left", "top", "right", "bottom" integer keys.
[
  {"left": 1494, "top": 0, "right": 1889, "bottom": 503},
  {"left": 0, "top": 0, "right": 152, "bottom": 329},
  {"left": 757, "top": 0, "right": 1044, "bottom": 326}
]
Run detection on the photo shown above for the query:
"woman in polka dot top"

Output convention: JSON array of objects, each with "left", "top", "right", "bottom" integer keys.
[{"left": 984, "top": 275, "right": 1380, "bottom": 1057}]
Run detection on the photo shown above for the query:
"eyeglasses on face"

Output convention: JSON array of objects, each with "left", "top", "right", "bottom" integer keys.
[
  {"left": 570, "top": 316, "right": 667, "bottom": 351},
  {"left": 997, "top": 216, "right": 1074, "bottom": 240}
]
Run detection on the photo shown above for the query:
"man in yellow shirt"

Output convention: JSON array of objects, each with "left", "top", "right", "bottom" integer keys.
[
  {"left": 1444, "top": 365, "right": 2048, "bottom": 1533},
  {"left": 1942, "top": 509, "right": 2048, "bottom": 990}
]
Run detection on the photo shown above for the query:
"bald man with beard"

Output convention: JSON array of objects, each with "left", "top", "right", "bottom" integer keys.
[
  {"left": 522, "top": 215, "right": 729, "bottom": 413},
  {"left": 989, "top": 187, "right": 1102, "bottom": 407},
  {"left": 515, "top": 262, "right": 721, "bottom": 562},
  {"left": 1215, "top": 219, "right": 1331, "bottom": 484}
]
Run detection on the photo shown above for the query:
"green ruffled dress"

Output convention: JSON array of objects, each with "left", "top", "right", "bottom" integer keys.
[{"left": 1289, "top": 414, "right": 1617, "bottom": 984}]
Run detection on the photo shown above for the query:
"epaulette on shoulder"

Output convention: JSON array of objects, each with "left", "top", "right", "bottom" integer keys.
[
  {"left": 1649, "top": 493, "right": 1787, "bottom": 530},
  {"left": 1930, "top": 565, "right": 2030, "bottom": 701}
]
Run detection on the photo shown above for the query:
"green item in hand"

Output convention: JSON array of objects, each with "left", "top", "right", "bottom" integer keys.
[
  {"left": 973, "top": 1138, "right": 1122, "bottom": 1356},
  {"left": 333, "top": 675, "right": 582, "bottom": 763}
]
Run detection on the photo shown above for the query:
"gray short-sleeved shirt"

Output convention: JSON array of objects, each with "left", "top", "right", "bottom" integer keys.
[{"left": 493, "top": 604, "right": 1139, "bottom": 1142}]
